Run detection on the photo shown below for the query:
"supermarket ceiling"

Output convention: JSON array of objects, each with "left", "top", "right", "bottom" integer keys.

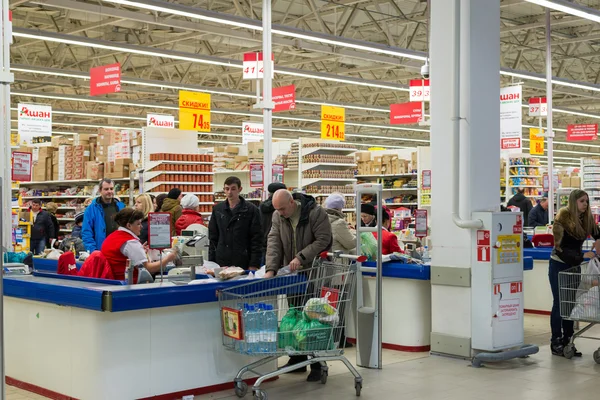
[{"left": 9, "top": 0, "right": 600, "bottom": 164}]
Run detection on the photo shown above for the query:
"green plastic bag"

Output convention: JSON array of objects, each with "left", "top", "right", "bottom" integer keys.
[
  {"left": 294, "top": 314, "right": 334, "bottom": 351},
  {"left": 278, "top": 309, "right": 299, "bottom": 349},
  {"left": 360, "top": 232, "right": 378, "bottom": 261}
]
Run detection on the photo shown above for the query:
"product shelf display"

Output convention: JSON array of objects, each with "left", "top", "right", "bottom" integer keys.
[
  {"left": 582, "top": 158, "right": 600, "bottom": 207},
  {"left": 504, "top": 155, "right": 544, "bottom": 199}
]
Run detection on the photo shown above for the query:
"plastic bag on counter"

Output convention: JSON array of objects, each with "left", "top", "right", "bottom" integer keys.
[
  {"left": 293, "top": 314, "right": 334, "bottom": 351},
  {"left": 45, "top": 249, "right": 63, "bottom": 260},
  {"left": 216, "top": 266, "right": 245, "bottom": 280},
  {"left": 303, "top": 292, "right": 339, "bottom": 325},
  {"left": 360, "top": 232, "right": 378, "bottom": 261},
  {"left": 278, "top": 308, "right": 300, "bottom": 350}
]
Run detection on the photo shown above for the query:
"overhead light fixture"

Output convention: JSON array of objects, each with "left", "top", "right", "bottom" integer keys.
[{"left": 524, "top": 0, "right": 600, "bottom": 23}]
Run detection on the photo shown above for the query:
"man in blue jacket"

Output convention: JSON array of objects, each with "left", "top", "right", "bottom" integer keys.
[
  {"left": 82, "top": 178, "right": 125, "bottom": 252},
  {"left": 528, "top": 195, "right": 549, "bottom": 228}
]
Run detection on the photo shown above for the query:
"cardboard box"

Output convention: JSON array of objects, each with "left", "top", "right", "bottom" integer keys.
[
  {"left": 51, "top": 137, "right": 71, "bottom": 147},
  {"left": 247, "top": 142, "right": 264, "bottom": 159},
  {"left": 214, "top": 146, "right": 226, "bottom": 153},
  {"left": 571, "top": 177, "right": 581, "bottom": 188},
  {"left": 114, "top": 158, "right": 133, "bottom": 168},
  {"left": 225, "top": 146, "right": 239, "bottom": 155},
  {"left": 234, "top": 155, "right": 249, "bottom": 162},
  {"left": 356, "top": 152, "right": 371, "bottom": 162}
]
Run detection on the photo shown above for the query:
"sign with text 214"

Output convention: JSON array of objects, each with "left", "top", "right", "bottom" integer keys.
[
  {"left": 179, "top": 91, "right": 210, "bottom": 132},
  {"left": 321, "top": 105, "right": 345, "bottom": 141},
  {"left": 90, "top": 63, "right": 121, "bottom": 96}
]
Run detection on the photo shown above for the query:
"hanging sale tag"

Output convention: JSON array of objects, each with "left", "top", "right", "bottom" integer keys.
[
  {"left": 528, "top": 97, "right": 547, "bottom": 117},
  {"left": 179, "top": 91, "right": 211, "bottom": 132},
  {"left": 529, "top": 128, "right": 544, "bottom": 155},
  {"left": 321, "top": 105, "right": 345, "bottom": 141}
]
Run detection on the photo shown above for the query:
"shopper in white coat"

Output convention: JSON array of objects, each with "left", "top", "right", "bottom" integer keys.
[{"left": 324, "top": 193, "right": 356, "bottom": 254}]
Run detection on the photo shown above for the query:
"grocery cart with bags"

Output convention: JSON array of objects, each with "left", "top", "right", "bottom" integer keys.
[
  {"left": 558, "top": 258, "right": 600, "bottom": 363},
  {"left": 218, "top": 251, "right": 365, "bottom": 399}
]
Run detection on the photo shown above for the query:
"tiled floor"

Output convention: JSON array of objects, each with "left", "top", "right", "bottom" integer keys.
[{"left": 8, "top": 315, "right": 600, "bottom": 400}]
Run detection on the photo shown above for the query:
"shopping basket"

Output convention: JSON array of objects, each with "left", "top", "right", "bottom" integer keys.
[
  {"left": 218, "top": 251, "right": 365, "bottom": 399},
  {"left": 558, "top": 260, "right": 600, "bottom": 363}
]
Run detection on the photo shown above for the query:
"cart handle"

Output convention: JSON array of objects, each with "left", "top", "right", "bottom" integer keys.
[{"left": 320, "top": 251, "right": 367, "bottom": 263}]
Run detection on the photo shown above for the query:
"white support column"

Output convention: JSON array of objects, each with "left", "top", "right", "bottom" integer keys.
[
  {"left": 545, "top": 9, "right": 554, "bottom": 220},
  {"left": 430, "top": 0, "right": 500, "bottom": 357},
  {"left": 1, "top": 0, "right": 12, "bottom": 251},
  {"left": 262, "top": 0, "right": 273, "bottom": 196}
]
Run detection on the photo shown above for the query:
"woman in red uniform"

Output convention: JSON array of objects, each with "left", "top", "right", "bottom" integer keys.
[
  {"left": 101, "top": 208, "right": 177, "bottom": 281},
  {"left": 361, "top": 204, "right": 403, "bottom": 255}
]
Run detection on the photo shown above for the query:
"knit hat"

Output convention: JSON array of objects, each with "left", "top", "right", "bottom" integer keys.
[
  {"left": 268, "top": 182, "right": 287, "bottom": 194},
  {"left": 167, "top": 188, "right": 182, "bottom": 200},
  {"left": 74, "top": 212, "right": 84, "bottom": 224},
  {"left": 360, "top": 203, "right": 376, "bottom": 216},
  {"left": 325, "top": 193, "right": 345, "bottom": 210},
  {"left": 180, "top": 193, "right": 200, "bottom": 210}
]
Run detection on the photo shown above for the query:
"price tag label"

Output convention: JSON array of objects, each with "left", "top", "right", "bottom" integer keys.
[
  {"left": 321, "top": 105, "right": 345, "bottom": 141},
  {"left": 242, "top": 52, "right": 274, "bottom": 80},
  {"left": 529, "top": 128, "right": 544, "bottom": 155},
  {"left": 409, "top": 79, "right": 431, "bottom": 102},
  {"left": 179, "top": 91, "right": 211, "bottom": 132},
  {"left": 528, "top": 97, "right": 547, "bottom": 117}
]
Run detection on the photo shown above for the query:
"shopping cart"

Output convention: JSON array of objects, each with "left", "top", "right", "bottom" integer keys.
[
  {"left": 218, "top": 251, "right": 365, "bottom": 399},
  {"left": 558, "top": 260, "right": 600, "bottom": 363}
]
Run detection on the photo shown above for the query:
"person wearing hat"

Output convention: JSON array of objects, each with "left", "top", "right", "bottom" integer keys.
[
  {"left": 529, "top": 194, "right": 550, "bottom": 228},
  {"left": 71, "top": 212, "right": 84, "bottom": 239},
  {"left": 259, "top": 182, "right": 287, "bottom": 260},
  {"left": 161, "top": 188, "right": 184, "bottom": 236},
  {"left": 176, "top": 194, "right": 205, "bottom": 235},
  {"left": 82, "top": 178, "right": 126, "bottom": 252},
  {"left": 360, "top": 204, "right": 402, "bottom": 255},
  {"left": 325, "top": 193, "right": 356, "bottom": 253},
  {"left": 360, "top": 203, "right": 377, "bottom": 227}
]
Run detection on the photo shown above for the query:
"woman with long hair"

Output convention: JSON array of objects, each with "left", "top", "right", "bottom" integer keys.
[
  {"left": 134, "top": 194, "right": 154, "bottom": 244},
  {"left": 550, "top": 189, "right": 600, "bottom": 357}
]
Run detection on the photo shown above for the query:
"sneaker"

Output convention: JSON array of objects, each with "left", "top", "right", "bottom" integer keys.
[
  {"left": 306, "top": 369, "right": 322, "bottom": 382},
  {"left": 563, "top": 338, "right": 583, "bottom": 357},
  {"left": 550, "top": 341, "right": 564, "bottom": 357}
]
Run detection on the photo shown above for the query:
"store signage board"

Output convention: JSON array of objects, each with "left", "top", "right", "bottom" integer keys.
[
  {"left": 422, "top": 170, "right": 432, "bottom": 190},
  {"left": 272, "top": 164, "right": 284, "bottom": 183},
  {"left": 500, "top": 86, "right": 522, "bottom": 152},
  {"left": 242, "top": 122, "right": 264, "bottom": 144},
  {"left": 528, "top": 97, "right": 547, "bottom": 117},
  {"left": 147, "top": 113, "right": 175, "bottom": 128},
  {"left": 321, "top": 105, "right": 345, "bottom": 141},
  {"left": 18, "top": 103, "right": 52, "bottom": 145},
  {"left": 249, "top": 163, "right": 264, "bottom": 188},
  {"left": 567, "top": 124, "right": 597, "bottom": 141},
  {"left": 390, "top": 102, "right": 422, "bottom": 125},
  {"left": 543, "top": 173, "right": 549, "bottom": 192},
  {"left": 179, "top": 91, "right": 211, "bottom": 132},
  {"left": 529, "top": 128, "right": 544, "bottom": 155},
  {"left": 415, "top": 209, "right": 428, "bottom": 238},
  {"left": 242, "top": 52, "right": 274, "bottom": 80},
  {"left": 11, "top": 152, "right": 32, "bottom": 182},
  {"left": 90, "top": 63, "right": 121, "bottom": 96},
  {"left": 273, "top": 84, "right": 296, "bottom": 112},
  {"left": 409, "top": 79, "right": 430, "bottom": 102},
  {"left": 148, "top": 212, "right": 172, "bottom": 250}
]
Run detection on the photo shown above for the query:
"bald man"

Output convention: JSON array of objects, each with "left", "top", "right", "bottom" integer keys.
[{"left": 265, "top": 189, "right": 332, "bottom": 381}]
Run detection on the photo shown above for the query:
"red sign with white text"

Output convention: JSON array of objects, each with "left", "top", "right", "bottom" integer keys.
[
  {"left": 567, "top": 124, "right": 598, "bottom": 141},
  {"left": 501, "top": 138, "right": 521, "bottom": 150},
  {"left": 477, "top": 246, "right": 491, "bottom": 262},
  {"left": 272, "top": 85, "right": 296, "bottom": 112},
  {"left": 11, "top": 152, "right": 32, "bottom": 182},
  {"left": 90, "top": 63, "right": 121, "bottom": 96},
  {"left": 390, "top": 102, "right": 423, "bottom": 125},
  {"left": 477, "top": 230, "right": 490, "bottom": 246}
]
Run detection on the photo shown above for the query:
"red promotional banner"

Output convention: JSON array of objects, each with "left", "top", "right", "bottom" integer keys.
[
  {"left": 390, "top": 102, "right": 423, "bottom": 125},
  {"left": 567, "top": 124, "right": 598, "bottom": 141},
  {"left": 90, "top": 63, "right": 121, "bottom": 96},
  {"left": 272, "top": 85, "right": 296, "bottom": 112},
  {"left": 11, "top": 152, "right": 32, "bottom": 182}
]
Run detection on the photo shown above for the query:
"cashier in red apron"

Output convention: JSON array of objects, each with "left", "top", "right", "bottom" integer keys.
[{"left": 101, "top": 208, "right": 177, "bottom": 281}]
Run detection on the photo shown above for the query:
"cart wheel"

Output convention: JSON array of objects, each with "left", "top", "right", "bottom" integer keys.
[
  {"left": 320, "top": 369, "right": 328, "bottom": 384},
  {"left": 253, "top": 389, "right": 268, "bottom": 400},
  {"left": 234, "top": 380, "right": 248, "bottom": 398},
  {"left": 593, "top": 349, "right": 600, "bottom": 364},
  {"left": 564, "top": 344, "right": 575, "bottom": 359},
  {"left": 355, "top": 382, "right": 362, "bottom": 396}
]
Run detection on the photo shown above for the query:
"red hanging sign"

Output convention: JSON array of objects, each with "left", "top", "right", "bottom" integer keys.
[
  {"left": 249, "top": 163, "right": 264, "bottom": 188},
  {"left": 567, "top": 124, "right": 598, "bottom": 141},
  {"left": 11, "top": 152, "right": 32, "bottom": 182},
  {"left": 90, "top": 63, "right": 121, "bottom": 96},
  {"left": 415, "top": 209, "right": 428, "bottom": 238},
  {"left": 390, "top": 102, "right": 423, "bottom": 125},
  {"left": 272, "top": 85, "right": 296, "bottom": 112}
]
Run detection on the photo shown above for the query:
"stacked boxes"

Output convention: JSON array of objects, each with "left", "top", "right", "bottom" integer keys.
[
  {"left": 355, "top": 151, "right": 416, "bottom": 176},
  {"left": 32, "top": 146, "right": 55, "bottom": 181},
  {"left": 214, "top": 146, "right": 240, "bottom": 171},
  {"left": 96, "top": 129, "right": 142, "bottom": 178},
  {"left": 247, "top": 141, "right": 264, "bottom": 161}
]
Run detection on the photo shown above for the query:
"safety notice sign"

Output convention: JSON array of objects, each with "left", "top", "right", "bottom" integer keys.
[{"left": 498, "top": 299, "right": 521, "bottom": 321}]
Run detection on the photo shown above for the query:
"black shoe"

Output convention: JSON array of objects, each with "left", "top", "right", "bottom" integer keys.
[
  {"left": 550, "top": 341, "right": 564, "bottom": 356},
  {"left": 306, "top": 369, "right": 322, "bottom": 382},
  {"left": 563, "top": 338, "right": 583, "bottom": 357}
]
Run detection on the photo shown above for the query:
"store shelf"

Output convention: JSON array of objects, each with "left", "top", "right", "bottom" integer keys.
[
  {"left": 302, "top": 178, "right": 356, "bottom": 186},
  {"left": 508, "top": 165, "right": 543, "bottom": 168},
  {"left": 385, "top": 203, "right": 418, "bottom": 206},
  {"left": 148, "top": 192, "right": 214, "bottom": 196},
  {"left": 508, "top": 175, "right": 542, "bottom": 178},
  {"left": 21, "top": 178, "right": 132, "bottom": 185},
  {"left": 308, "top": 193, "right": 356, "bottom": 197},
  {"left": 57, "top": 218, "right": 75, "bottom": 221},
  {"left": 356, "top": 173, "right": 417, "bottom": 178},
  {"left": 143, "top": 171, "right": 214, "bottom": 182},
  {"left": 145, "top": 181, "right": 215, "bottom": 186},
  {"left": 511, "top": 185, "right": 543, "bottom": 188},
  {"left": 19, "top": 206, "right": 78, "bottom": 210},
  {"left": 146, "top": 160, "right": 213, "bottom": 168},
  {"left": 301, "top": 147, "right": 357, "bottom": 157},
  {"left": 382, "top": 187, "right": 418, "bottom": 192},
  {"left": 302, "top": 163, "right": 356, "bottom": 171},
  {"left": 21, "top": 195, "right": 90, "bottom": 199},
  {"left": 200, "top": 212, "right": 212, "bottom": 216}
]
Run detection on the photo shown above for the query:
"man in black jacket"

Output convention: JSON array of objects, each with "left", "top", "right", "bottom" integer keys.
[
  {"left": 259, "top": 182, "right": 287, "bottom": 261},
  {"left": 30, "top": 199, "right": 55, "bottom": 255},
  {"left": 528, "top": 196, "right": 549, "bottom": 228},
  {"left": 507, "top": 188, "right": 534, "bottom": 226},
  {"left": 208, "top": 176, "right": 263, "bottom": 270}
]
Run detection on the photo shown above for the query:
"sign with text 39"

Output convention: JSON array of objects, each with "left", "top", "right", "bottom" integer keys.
[
  {"left": 179, "top": 91, "right": 211, "bottom": 132},
  {"left": 321, "top": 105, "right": 345, "bottom": 141}
]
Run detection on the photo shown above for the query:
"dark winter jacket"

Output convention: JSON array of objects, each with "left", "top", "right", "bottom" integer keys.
[
  {"left": 161, "top": 198, "right": 183, "bottom": 236},
  {"left": 208, "top": 197, "right": 263, "bottom": 269},
  {"left": 507, "top": 192, "right": 533, "bottom": 226},
  {"left": 266, "top": 193, "right": 332, "bottom": 273},
  {"left": 138, "top": 219, "right": 149, "bottom": 244},
  {"left": 259, "top": 197, "right": 276, "bottom": 253},
  {"left": 528, "top": 204, "right": 549, "bottom": 228},
  {"left": 552, "top": 208, "right": 600, "bottom": 266},
  {"left": 49, "top": 214, "right": 59, "bottom": 241},
  {"left": 31, "top": 210, "right": 55, "bottom": 241},
  {"left": 82, "top": 197, "right": 126, "bottom": 252},
  {"left": 71, "top": 225, "right": 82, "bottom": 239}
]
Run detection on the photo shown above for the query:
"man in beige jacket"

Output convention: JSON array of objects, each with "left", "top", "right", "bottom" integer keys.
[{"left": 264, "top": 189, "right": 332, "bottom": 381}]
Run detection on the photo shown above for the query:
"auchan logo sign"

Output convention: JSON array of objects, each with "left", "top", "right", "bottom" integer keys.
[
  {"left": 242, "top": 122, "right": 264, "bottom": 144},
  {"left": 147, "top": 114, "right": 175, "bottom": 128},
  {"left": 18, "top": 103, "right": 52, "bottom": 145},
  {"left": 19, "top": 106, "right": 51, "bottom": 119}
]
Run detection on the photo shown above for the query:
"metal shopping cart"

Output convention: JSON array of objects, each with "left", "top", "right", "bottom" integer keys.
[
  {"left": 218, "top": 251, "right": 365, "bottom": 399},
  {"left": 558, "top": 260, "right": 600, "bottom": 363}
]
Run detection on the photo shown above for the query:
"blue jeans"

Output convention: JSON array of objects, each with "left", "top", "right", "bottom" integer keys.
[
  {"left": 549, "top": 258, "right": 579, "bottom": 342},
  {"left": 30, "top": 238, "right": 46, "bottom": 255}
]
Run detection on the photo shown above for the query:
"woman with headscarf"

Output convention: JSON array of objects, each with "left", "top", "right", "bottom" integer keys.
[
  {"left": 324, "top": 193, "right": 355, "bottom": 253},
  {"left": 175, "top": 194, "right": 205, "bottom": 235},
  {"left": 160, "top": 188, "right": 183, "bottom": 236}
]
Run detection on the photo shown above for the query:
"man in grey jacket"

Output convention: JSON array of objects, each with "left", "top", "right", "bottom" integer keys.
[{"left": 265, "top": 189, "right": 332, "bottom": 381}]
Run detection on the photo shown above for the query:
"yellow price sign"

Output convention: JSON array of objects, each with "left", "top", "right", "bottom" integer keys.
[
  {"left": 529, "top": 128, "right": 544, "bottom": 155},
  {"left": 179, "top": 91, "right": 211, "bottom": 132},
  {"left": 321, "top": 105, "right": 345, "bottom": 141}
]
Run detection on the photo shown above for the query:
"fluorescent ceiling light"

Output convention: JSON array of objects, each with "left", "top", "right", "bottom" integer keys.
[
  {"left": 279, "top": 70, "right": 406, "bottom": 92},
  {"left": 525, "top": 0, "right": 600, "bottom": 23}
]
